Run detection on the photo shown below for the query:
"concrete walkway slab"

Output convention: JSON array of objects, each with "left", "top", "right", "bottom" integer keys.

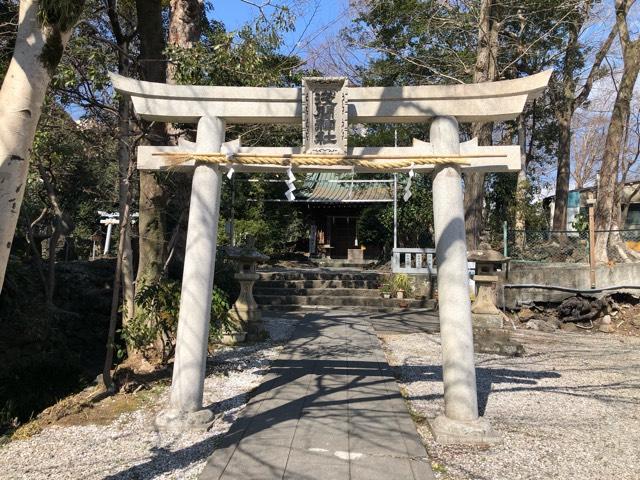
[
  {"left": 200, "top": 311, "right": 434, "bottom": 480},
  {"left": 367, "top": 310, "right": 440, "bottom": 334}
]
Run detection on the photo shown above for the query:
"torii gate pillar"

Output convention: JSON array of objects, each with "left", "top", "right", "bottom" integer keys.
[
  {"left": 429, "top": 116, "right": 499, "bottom": 444},
  {"left": 156, "top": 116, "right": 225, "bottom": 431}
]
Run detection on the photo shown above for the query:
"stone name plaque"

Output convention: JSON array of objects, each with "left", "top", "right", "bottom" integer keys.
[{"left": 302, "top": 77, "right": 348, "bottom": 154}]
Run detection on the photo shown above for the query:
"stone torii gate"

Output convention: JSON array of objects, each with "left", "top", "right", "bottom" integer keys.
[{"left": 112, "top": 71, "right": 550, "bottom": 443}]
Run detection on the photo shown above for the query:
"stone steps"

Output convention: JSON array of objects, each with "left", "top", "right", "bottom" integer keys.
[
  {"left": 254, "top": 287, "right": 382, "bottom": 297},
  {"left": 256, "top": 294, "right": 432, "bottom": 309},
  {"left": 257, "top": 270, "right": 381, "bottom": 282},
  {"left": 259, "top": 303, "right": 437, "bottom": 313},
  {"left": 258, "top": 279, "right": 380, "bottom": 289},
  {"left": 313, "top": 260, "right": 377, "bottom": 268},
  {"left": 254, "top": 268, "right": 434, "bottom": 313}
]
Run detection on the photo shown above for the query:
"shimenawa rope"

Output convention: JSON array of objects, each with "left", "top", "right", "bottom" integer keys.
[{"left": 154, "top": 152, "right": 472, "bottom": 170}]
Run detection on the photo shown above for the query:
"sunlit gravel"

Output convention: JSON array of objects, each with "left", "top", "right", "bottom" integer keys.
[{"left": 379, "top": 329, "right": 640, "bottom": 480}]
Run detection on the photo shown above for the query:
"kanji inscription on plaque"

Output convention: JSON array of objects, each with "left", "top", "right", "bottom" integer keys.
[{"left": 302, "top": 77, "right": 348, "bottom": 154}]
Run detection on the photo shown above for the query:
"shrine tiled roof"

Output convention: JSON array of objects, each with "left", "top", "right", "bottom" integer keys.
[{"left": 296, "top": 173, "right": 393, "bottom": 203}]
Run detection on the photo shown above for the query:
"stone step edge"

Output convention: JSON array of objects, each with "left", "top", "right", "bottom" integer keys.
[
  {"left": 259, "top": 304, "right": 439, "bottom": 314},
  {"left": 257, "top": 280, "right": 380, "bottom": 287},
  {"left": 256, "top": 298, "right": 434, "bottom": 309},
  {"left": 257, "top": 273, "right": 384, "bottom": 281},
  {"left": 255, "top": 294, "right": 431, "bottom": 303},
  {"left": 254, "top": 287, "right": 383, "bottom": 297}
]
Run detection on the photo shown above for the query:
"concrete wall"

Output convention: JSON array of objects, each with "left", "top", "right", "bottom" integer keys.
[{"left": 501, "top": 261, "right": 640, "bottom": 308}]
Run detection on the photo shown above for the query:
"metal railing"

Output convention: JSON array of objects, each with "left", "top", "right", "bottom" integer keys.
[
  {"left": 500, "top": 222, "right": 640, "bottom": 263},
  {"left": 504, "top": 229, "right": 589, "bottom": 262}
]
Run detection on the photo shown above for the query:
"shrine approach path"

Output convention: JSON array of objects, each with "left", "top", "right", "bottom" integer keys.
[{"left": 199, "top": 310, "right": 435, "bottom": 480}]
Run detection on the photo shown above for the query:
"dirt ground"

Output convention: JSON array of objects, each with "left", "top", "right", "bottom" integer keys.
[
  {"left": 610, "top": 302, "right": 640, "bottom": 336},
  {"left": 512, "top": 295, "right": 640, "bottom": 337}
]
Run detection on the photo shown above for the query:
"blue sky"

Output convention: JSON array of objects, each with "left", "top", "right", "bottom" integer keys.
[{"left": 211, "top": 0, "right": 354, "bottom": 66}]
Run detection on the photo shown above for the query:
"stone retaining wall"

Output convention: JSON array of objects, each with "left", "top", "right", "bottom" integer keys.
[{"left": 501, "top": 261, "right": 640, "bottom": 308}]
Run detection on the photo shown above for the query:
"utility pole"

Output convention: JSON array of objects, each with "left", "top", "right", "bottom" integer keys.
[
  {"left": 393, "top": 128, "right": 398, "bottom": 250},
  {"left": 587, "top": 196, "right": 596, "bottom": 288}
]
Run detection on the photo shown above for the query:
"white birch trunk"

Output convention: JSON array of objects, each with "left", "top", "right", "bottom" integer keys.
[{"left": 0, "top": 0, "right": 73, "bottom": 293}]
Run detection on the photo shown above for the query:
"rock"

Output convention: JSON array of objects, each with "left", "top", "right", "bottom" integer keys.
[
  {"left": 558, "top": 296, "right": 592, "bottom": 319},
  {"left": 519, "top": 308, "right": 535, "bottom": 322},
  {"left": 526, "top": 319, "right": 557, "bottom": 333},
  {"left": 549, "top": 317, "right": 563, "bottom": 328},
  {"left": 561, "top": 322, "right": 579, "bottom": 332},
  {"left": 557, "top": 295, "right": 612, "bottom": 323},
  {"left": 599, "top": 323, "right": 615, "bottom": 333},
  {"left": 601, "top": 314, "right": 612, "bottom": 325},
  {"left": 631, "top": 316, "right": 640, "bottom": 327},
  {"left": 473, "top": 328, "right": 526, "bottom": 357}
]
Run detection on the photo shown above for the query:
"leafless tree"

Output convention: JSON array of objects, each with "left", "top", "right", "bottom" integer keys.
[{"left": 594, "top": 0, "right": 640, "bottom": 262}]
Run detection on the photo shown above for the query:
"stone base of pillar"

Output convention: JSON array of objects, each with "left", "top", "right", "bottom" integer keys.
[
  {"left": 429, "top": 414, "right": 501, "bottom": 445},
  {"left": 155, "top": 408, "right": 215, "bottom": 432},
  {"left": 472, "top": 313, "right": 503, "bottom": 328}
]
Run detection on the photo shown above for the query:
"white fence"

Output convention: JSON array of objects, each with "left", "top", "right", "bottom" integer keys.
[
  {"left": 391, "top": 248, "right": 476, "bottom": 277},
  {"left": 392, "top": 248, "right": 436, "bottom": 274}
]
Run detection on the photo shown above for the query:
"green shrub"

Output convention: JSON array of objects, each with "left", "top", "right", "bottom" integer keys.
[
  {"left": 377, "top": 273, "right": 414, "bottom": 296},
  {"left": 391, "top": 273, "right": 413, "bottom": 296},
  {"left": 379, "top": 275, "right": 393, "bottom": 295},
  {"left": 122, "top": 279, "right": 234, "bottom": 363},
  {"left": 209, "top": 287, "right": 234, "bottom": 342}
]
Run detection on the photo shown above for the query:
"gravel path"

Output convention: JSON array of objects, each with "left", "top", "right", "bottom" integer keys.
[
  {"left": 379, "top": 330, "right": 640, "bottom": 480},
  {"left": 381, "top": 332, "right": 640, "bottom": 480},
  {"left": 0, "top": 315, "right": 300, "bottom": 480}
]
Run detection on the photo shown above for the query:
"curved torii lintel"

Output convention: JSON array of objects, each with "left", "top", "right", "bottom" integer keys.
[{"left": 109, "top": 70, "right": 551, "bottom": 125}]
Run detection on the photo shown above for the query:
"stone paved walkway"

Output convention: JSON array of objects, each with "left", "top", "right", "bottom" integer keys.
[{"left": 200, "top": 311, "right": 434, "bottom": 480}]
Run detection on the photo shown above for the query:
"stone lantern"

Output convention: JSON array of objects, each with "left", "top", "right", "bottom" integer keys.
[
  {"left": 223, "top": 238, "right": 269, "bottom": 344},
  {"left": 467, "top": 242, "right": 509, "bottom": 328}
]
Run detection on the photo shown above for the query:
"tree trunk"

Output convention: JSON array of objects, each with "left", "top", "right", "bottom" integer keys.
[
  {"left": 465, "top": 121, "right": 493, "bottom": 249},
  {"left": 104, "top": 173, "right": 134, "bottom": 391},
  {"left": 117, "top": 77, "right": 135, "bottom": 330},
  {"left": 164, "top": 0, "right": 204, "bottom": 275},
  {"left": 515, "top": 113, "right": 527, "bottom": 233},
  {"left": 167, "top": 0, "right": 204, "bottom": 78},
  {"left": 36, "top": 162, "right": 74, "bottom": 311},
  {"left": 607, "top": 186, "right": 640, "bottom": 262},
  {"left": 465, "top": 0, "right": 498, "bottom": 249},
  {"left": 551, "top": 14, "right": 581, "bottom": 232},
  {"left": 594, "top": 1, "right": 640, "bottom": 263},
  {"left": 594, "top": 47, "right": 640, "bottom": 261},
  {"left": 105, "top": 0, "right": 137, "bottom": 356},
  {"left": 553, "top": 104, "right": 573, "bottom": 231},
  {"left": 552, "top": 2, "right": 618, "bottom": 232},
  {"left": 135, "top": 0, "right": 168, "bottom": 287},
  {"left": 464, "top": 174, "right": 486, "bottom": 250},
  {"left": 0, "top": 0, "right": 82, "bottom": 293}
]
